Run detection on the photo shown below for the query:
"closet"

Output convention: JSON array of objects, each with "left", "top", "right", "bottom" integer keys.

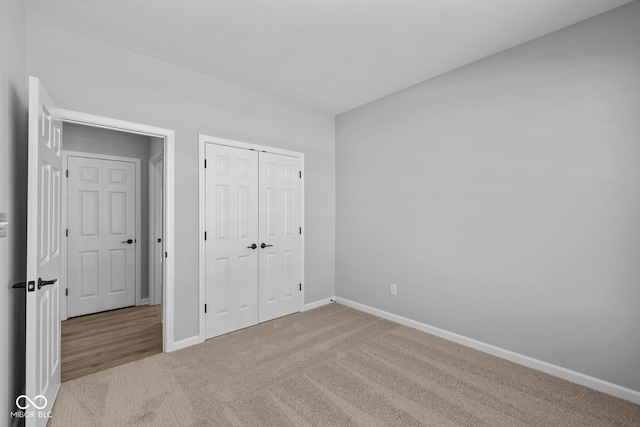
[{"left": 204, "top": 142, "right": 303, "bottom": 338}]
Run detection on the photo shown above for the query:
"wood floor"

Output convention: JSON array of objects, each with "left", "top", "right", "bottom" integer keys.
[{"left": 61, "top": 304, "right": 162, "bottom": 382}]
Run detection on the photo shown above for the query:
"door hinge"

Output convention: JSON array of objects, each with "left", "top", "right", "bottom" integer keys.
[
  {"left": 299, "top": 283, "right": 302, "bottom": 291},
  {"left": 204, "top": 304, "right": 207, "bottom": 314},
  {"left": 66, "top": 229, "right": 68, "bottom": 237},
  {"left": 299, "top": 171, "right": 302, "bottom": 179},
  {"left": 299, "top": 227, "right": 302, "bottom": 235},
  {"left": 204, "top": 231, "right": 207, "bottom": 241},
  {"left": 65, "top": 288, "right": 68, "bottom": 297},
  {"left": 165, "top": 251, "right": 168, "bottom": 258},
  {"left": 66, "top": 169, "right": 69, "bottom": 178},
  {"left": 204, "top": 159, "right": 207, "bottom": 168}
]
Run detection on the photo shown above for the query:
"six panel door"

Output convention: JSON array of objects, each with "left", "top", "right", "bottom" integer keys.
[
  {"left": 205, "top": 144, "right": 302, "bottom": 338},
  {"left": 205, "top": 144, "right": 260, "bottom": 338},
  {"left": 258, "top": 152, "right": 302, "bottom": 322},
  {"left": 25, "top": 76, "right": 62, "bottom": 426},
  {"left": 67, "top": 156, "right": 137, "bottom": 317}
]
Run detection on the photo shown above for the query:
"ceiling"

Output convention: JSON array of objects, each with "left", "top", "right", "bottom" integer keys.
[{"left": 25, "top": 0, "right": 634, "bottom": 114}]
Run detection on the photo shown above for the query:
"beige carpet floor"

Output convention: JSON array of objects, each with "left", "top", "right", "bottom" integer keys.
[{"left": 50, "top": 303, "right": 640, "bottom": 426}]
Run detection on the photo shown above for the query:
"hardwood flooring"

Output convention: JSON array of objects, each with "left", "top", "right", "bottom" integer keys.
[{"left": 61, "top": 304, "right": 162, "bottom": 382}]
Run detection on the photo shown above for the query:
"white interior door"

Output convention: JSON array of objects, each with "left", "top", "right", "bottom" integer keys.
[
  {"left": 66, "top": 156, "right": 137, "bottom": 317},
  {"left": 151, "top": 157, "right": 163, "bottom": 305},
  {"left": 25, "top": 76, "right": 62, "bottom": 426},
  {"left": 205, "top": 144, "right": 259, "bottom": 338},
  {"left": 258, "top": 153, "right": 302, "bottom": 322}
]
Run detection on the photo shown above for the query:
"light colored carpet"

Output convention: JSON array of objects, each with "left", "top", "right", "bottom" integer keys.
[{"left": 50, "top": 303, "right": 640, "bottom": 426}]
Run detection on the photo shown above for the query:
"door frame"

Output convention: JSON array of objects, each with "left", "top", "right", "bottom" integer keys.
[
  {"left": 57, "top": 109, "right": 177, "bottom": 352},
  {"left": 198, "top": 134, "right": 305, "bottom": 343},
  {"left": 62, "top": 152, "right": 142, "bottom": 319},
  {"left": 149, "top": 153, "right": 164, "bottom": 306}
]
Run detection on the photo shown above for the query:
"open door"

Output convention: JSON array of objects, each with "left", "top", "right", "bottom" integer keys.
[{"left": 24, "top": 76, "right": 62, "bottom": 425}]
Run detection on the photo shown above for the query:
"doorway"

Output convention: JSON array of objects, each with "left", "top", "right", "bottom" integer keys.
[
  {"left": 61, "top": 124, "right": 163, "bottom": 318},
  {"left": 56, "top": 108, "right": 176, "bottom": 352},
  {"left": 59, "top": 122, "right": 166, "bottom": 379},
  {"left": 198, "top": 135, "right": 306, "bottom": 341}
]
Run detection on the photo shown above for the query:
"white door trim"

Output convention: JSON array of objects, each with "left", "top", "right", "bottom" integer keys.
[
  {"left": 57, "top": 108, "right": 177, "bottom": 353},
  {"left": 198, "top": 134, "right": 306, "bottom": 343},
  {"left": 62, "top": 151, "right": 142, "bottom": 318},
  {"left": 149, "top": 153, "right": 163, "bottom": 306}
]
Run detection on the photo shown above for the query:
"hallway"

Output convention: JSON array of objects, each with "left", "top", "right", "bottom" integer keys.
[{"left": 61, "top": 305, "right": 162, "bottom": 382}]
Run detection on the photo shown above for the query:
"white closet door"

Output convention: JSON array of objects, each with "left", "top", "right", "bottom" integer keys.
[
  {"left": 258, "top": 152, "right": 302, "bottom": 322},
  {"left": 205, "top": 144, "right": 259, "bottom": 338},
  {"left": 66, "top": 156, "right": 137, "bottom": 317}
]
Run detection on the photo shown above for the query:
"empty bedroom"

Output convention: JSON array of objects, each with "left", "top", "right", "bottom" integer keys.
[{"left": 1, "top": 0, "right": 639, "bottom": 426}]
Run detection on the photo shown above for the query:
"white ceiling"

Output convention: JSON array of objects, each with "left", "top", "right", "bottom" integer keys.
[{"left": 25, "top": 0, "right": 633, "bottom": 114}]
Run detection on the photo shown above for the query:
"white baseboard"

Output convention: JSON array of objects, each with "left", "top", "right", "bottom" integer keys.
[
  {"left": 166, "top": 335, "right": 203, "bottom": 353},
  {"left": 139, "top": 298, "right": 150, "bottom": 306},
  {"left": 170, "top": 298, "right": 335, "bottom": 353},
  {"left": 302, "top": 297, "right": 334, "bottom": 311},
  {"left": 334, "top": 297, "right": 640, "bottom": 405}
]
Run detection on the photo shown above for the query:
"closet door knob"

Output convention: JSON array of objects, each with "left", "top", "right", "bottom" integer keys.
[
  {"left": 260, "top": 243, "right": 273, "bottom": 249},
  {"left": 247, "top": 243, "right": 257, "bottom": 249}
]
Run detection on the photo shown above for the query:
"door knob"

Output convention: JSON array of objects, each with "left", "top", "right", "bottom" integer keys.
[
  {"left": 121, "top": 239, "right": 134, "bottom": 244},
  {"left": 260, "top": 243, "right": 273, "bottom": 248},
  {"left": 38, "top": 278, "right": 57, "bottom": 290},
  {"left": 247, "top": 243, "right": 257, "bottom": 249}
]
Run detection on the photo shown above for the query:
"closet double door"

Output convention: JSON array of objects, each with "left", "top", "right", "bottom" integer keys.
[{"left": 205, "top": 144, "right": 302, "bottom": 339}]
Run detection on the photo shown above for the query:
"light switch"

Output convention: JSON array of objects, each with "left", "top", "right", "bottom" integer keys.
[{"left": 0, "top": 212, "right": 8, "bottom": 238}]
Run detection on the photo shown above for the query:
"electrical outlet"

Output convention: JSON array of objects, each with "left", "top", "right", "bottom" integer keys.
[{"left": 390, "top": 283, "right": 397, "bottom": 296}]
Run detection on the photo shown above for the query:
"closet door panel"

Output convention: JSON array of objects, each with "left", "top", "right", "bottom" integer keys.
[
  {"left": 205, "top": 144, "right": 259, "bottom": 339},
  {"left": 258, "top": 153, "right": 302, "bottom": 322}
]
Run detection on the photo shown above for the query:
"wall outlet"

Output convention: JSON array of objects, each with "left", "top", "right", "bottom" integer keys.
[{"left": 390, "top": 283, "right": 397, "bottom": 296}]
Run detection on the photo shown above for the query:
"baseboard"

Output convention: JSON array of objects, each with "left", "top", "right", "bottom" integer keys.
[
  {"left": 139, "top": 298, "right": 150, "bottom": 305},
  {"left": 334, "top": 297, "right": 640, "bottom": 405},
  {"left": 302, "top": 297, "right": 334, "bottom": 311},
  {"left": 166, "top": 335, "right": 203, "bottom": 353}
]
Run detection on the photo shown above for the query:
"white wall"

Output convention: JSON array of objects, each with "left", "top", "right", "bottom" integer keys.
[
  {"left": 27, "top": 21, "right": 336, "bottom": 342},
  {"left": 336, "top": 2, "right": 640, "bottom": 392},
  {"left": 63, "top": 123, "right": 153, "bottom": 300},
  {"left": 0, "top": 0, "right": 27, "bottom": 424}
]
